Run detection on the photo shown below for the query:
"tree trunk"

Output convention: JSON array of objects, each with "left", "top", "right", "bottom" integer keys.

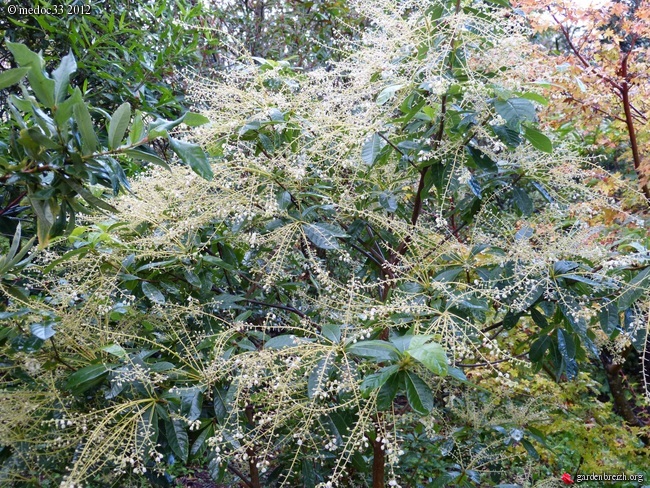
[
  {"left": 600, "top": 352, "right": 643, "bottom": 427},
  {"left": 372, "top": 436, "right": 385, "bottom": 488}
]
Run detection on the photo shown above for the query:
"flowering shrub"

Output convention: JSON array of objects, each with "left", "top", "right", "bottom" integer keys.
[{"left": 0, "top": 0, "right": 648, "bottom": 487}]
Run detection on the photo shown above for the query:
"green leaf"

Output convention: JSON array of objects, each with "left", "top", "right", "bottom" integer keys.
[
  {"left": 30, "top": 321, "right": 56, "bottom": 340},
  {"left": 512, "top": 187, "right": 533, "bottom": 216},
  {"left": 493, "top": 98, "right": 537, "bottom": 131},
  {"left": 376, "top": 373, "right": 400, "bottom": 410},
  {"left": 264, "top": 334, "right": 305, "bottom": 350},
  {"left": 321, "top": 324, "right": 341, "bottom": 344},
  {"left": 142, "top": 282, "right": 165, "bottom": 304},
  {"left": 124, "top": 148, "right": 171, "bottom": 171},
  {"left": 360, "top": 365, "right": 399, "bottom": 395},
  {"left": 376, "top": 84, "right": 404, "bottom": 105},
  {"left": 128, "top": 111, "right": 145, "bottom": 144},
  {"left": 52, "top": 50, "right": 77, "bottom": 103},
  {"left": 523, "top": 124, "right": 553, "bottom": 153},
  {"left": 64, "top": 177, "right": 117, "bottom": 213},
  {"left": 361, "top": 133, "right": 386, "bottom": 166},
  {"left": 6, "top": 41, "right": 44, "bottom": 68},
  {"left": 308, "top": 353, "right": 334, "bottom": 399},
  {"left": 406, "top": 341, "right": 448, "bottom": 376},
  {"left": 108, "top": 102, "right": 131, "bottom": 149},
  {"left": 346, "top": 340, "right": 400, "bottom": 361},
  {"left": 529, "top": 335, "right": 551, "bottom": 362},
  {"left": 213, "top": 385, "right": 229, "bottom": 422},
  {"left": 303, "top": 223, "right": 347, "bottom": 250},
  {"left": 168, "top": 137, "right": 213, "bottom": 180},
  {"left": 7, "top": 42, "right": 55, "bottom": 108},
  {"left": 182, "top": 111, "right": 210, "bottom": 127},
  {"left": 520, "top": 91, "right": 548, "bottom": 106},
  {"left": 405, "top": 371, "right": 434, "bottom": 415},
  {"left": 73, "top": 102, "right": 98, "bottom": 155},
  {"left": 181, "top": 387, "right": 203, "bottom": 421},
  {"left": 465, "top": 146, "right": 497, "bottom": 171},
  {"left": 599, "top": 301, "right": 619, "bottom": 335},
  {"left": 617, "top": 267, "right": 650, "bottom": 311},
  {"left": 0, "top": 67, "right": 30, "bottom": 90},
  {"left": 491, "top": 124, "right": 521, "bottom": 147},
  {"left": 378, "top": 191, "right": 398, "bottom": 213},
  {"left": 557, "top": 329, "right": 575, "bottom": 360},
  {"left": 65, "top": 364, "right": 110, "bottom": 394},
  {"left": 166, "top": 418, "right": 189, "bottom": 463}
]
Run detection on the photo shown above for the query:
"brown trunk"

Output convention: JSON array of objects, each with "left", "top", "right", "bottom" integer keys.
[
  {"left": 372, "top": 436, "right": 385, "bottom": 488},
  {"left": 600, "top": 352, "right": 643, "bottom": 427},
  {"left": 245, "top": 405, "right": 261, "bottom": 488}
]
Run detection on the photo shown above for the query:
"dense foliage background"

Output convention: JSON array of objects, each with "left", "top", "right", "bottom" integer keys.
[{"left": 1, "top": 1, "right": 649, "bottom": 487}]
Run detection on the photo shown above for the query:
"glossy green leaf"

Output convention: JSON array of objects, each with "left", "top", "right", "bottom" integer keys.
[
  {"left": 73, "top": 102, "right": 98, "bottom": 155},
  {"left": 523, "top": 125, "right": 553, "bottom": 153},
  {"left": 182, "top": 111, "right": 210, "bottom": 127},
  {"left": 529, "top": 335, "right": 551, "bottom": 362},
  {"left": 142, "top": 282, "right": 165, "bottom": 304},
  {"left": 169, "top": 137, "right": 213, "bottom": 180},
  {"left": 360, "top": 365, "right": 400, "bottom": 395},
  {"left": 52, "top": 50, "right": 77, "bottom": 102},
  {"left": 0, "top": 67, "right": 30, "bottom": 90},
  {"left": 405, "top": 371, "right": 434, "bottom": 415},
  {"left": 30, "top": 321, "right": 56, "bottom": 340},
  {"left": 166, "top": 418, "right": 189, "bottom": 463},
  {"left": 346, "top": 340, "right": 400, "bottom": 361},
  {"left": 406, "top": 341, "right": 448, "bottom": 376},
  {"left": 361, "top": 133, "right": 386, "bottom": 166},
  {"left": 303, "top": 223, "right": 347, "bottom": 250},
  {"left": 493, "top": 98, "right": 537, "bottom": 130},
  {"left": 108, "top": 102, "right": 131, "bottom": 149},
  {"left": 65, "top": 364, "right": 110, "bottom": 394}
]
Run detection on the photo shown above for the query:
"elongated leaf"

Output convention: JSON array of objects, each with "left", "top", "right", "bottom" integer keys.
[
  {"left": 169, "top": 137, "right": 213, "bottom": 180},
  {"left": 529, "top": 335, "right": 551, "bottom": 362},
  {"left": 30, "top": 321, "right": 56, "bottom": 340},
  {"left": 407, "top": 341, "right": 448, "bottom": 376},
  {"left": 181, "top": 387, "right": 203, "bottom": 421},
  {"left": 0, "top": 67, "right": 30, "bottom": 90},
  {"left": 64, "top": 177, "right": 117, "bottom": 213},
  {"left": 213, "top": 385, "right": 229, "bottom": 422},
  {"left": 405, "top": 371, "right": 434, "bottom": 414},
  {"left": 493, "top": 98, "right": 537, "bottom": 130},
  {"left": 303, "top": 222, "right": 347, "bottom": 250},
  {"left": 166, "top": 418, "right": 189, "bottom": 463},
  {"left": 264, "top": 334, "right": 304, "bottom": 349},
  {"left": 557, "top": 329, "right": 575, "bottom": 360},
  {"left": 361, "top": 133, "right": 386, "bottom": 166},
  {"left": 108, "top": 102, "right": 131, "bottom": 149},
  {"left": 346, "top": 340, "right": 400, "bottom": 361},
  {"left": 512, "top": 187, "right": 533, "bottom": 216},
  {"left": 182, "top": 112, "right": 210, "bottom": 127},
  {"left": 523, "top": 125, "right": 553, "bottom": 153},
  {"left": 599, "top": 301, "right": 619, "bottom": 336},
  {"left": 73, "top": 102, "right": 98, "bottom": 154},
  {"left": 308, "top": 353, "right": 334, "bottom": 399},
  {"left": 376, "top": 373, "right": 400, "bottom": 410},
  {"left": 65, "top": 364, "right": 110, "bottom": 394},
  {"left": 617, "top": 267, "right": 650, "bottom": 311},
  {"left": 52, "top": 50, "right": 77, "bottom": 102},
  {"left": 360, "top": 365, "right": 399, "bottom": 395},
  {"left": 376, "top": 84, "right": 404, "bottom": 105},
  {"left": 142, "top": 282, "right": 165, "bottom": 304},
  {"left": 124, "top": 148, "right": 170, "bottom": 170}
]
